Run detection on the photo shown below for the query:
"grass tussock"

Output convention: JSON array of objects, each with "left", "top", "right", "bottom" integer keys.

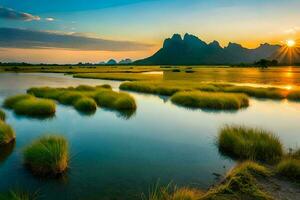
[
  {"left": 0, "top": 190, "right": 38, "bottom": 200},
  {"left": 74, "top": 97, "right": 97, "bottom": 112},
  {"left": 171, "top": 91, "right": 249, "bottom": 110},
  {"left": 276, "top": 158, "right": 300, "bottom": 181},
  {"left": 23, "top": 135, "right": 69, "bottom": 177},
  {"left": 0, "top": 109, "right": 5, "bottom": 121},
  {"left": 0, "top": 121, "right": 15, "bottom": 145},
  {"left": 120, "top": 81, "right": 290, "bottom": 100},
  {"left": 218, "top": 125, "right": 283, "bottom": 163},
  {"left": 3, "top": 94, "right": 33, "bottom": 109},
  {"left": 95, "top": 90, "right": 137, "bottom": 110},
  {"left": 13, "top": 98, "right": 56, "bottom": 117},
  {"left": 287, "top": 90, "right": 300, "bottom": 101},
  {"left": 201, "top": 161, "right": 272, "bottom": 200},
  {"left": 27, "top": 84, "right": 137, "bottom": 113}
]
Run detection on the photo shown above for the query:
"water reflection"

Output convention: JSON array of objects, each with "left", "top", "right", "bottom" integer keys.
[{"left": 0, "top": 142, "right": 15, "bottom": 165}]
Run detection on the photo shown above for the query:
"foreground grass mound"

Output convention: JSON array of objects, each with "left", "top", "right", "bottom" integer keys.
[
  {"left": 23, "top": 135, "right": 69, "bottom": 176},
  {"left": 0, "top": 121, "right": 15, "bottom": 145},
  {"left": 171, "top": 91, "right": 249, "bottom": 110},
  {"left": 218, "top": 125, "right": 283, "bottom": 163},
  {"left": 3, "top": 94, "right": 33, "bottom": 109},
  {"left": 0, "top": 109, "right": 5, "bottom": 121},
  {"left": 95, "top": 90, "right": 136, "bottom": 110},
  {"left": 0, "top": 190, "right": 38, "bottom": 200},
  {"left": 14, "top": 98, "right": 56, "bottom": 117},
  {"left": 276, "top": 158, "right": 300, "bottom": 181},
  {"left": 74, "top": 97, "right": 97, "bottom": 113},
  {"left": 201, "top": 161, "right": 272, "bottom": 200}
]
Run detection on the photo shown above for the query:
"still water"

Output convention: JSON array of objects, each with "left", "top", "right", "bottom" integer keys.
[{"left": 0, "top": 73, "right": 300, "bottom": 200}]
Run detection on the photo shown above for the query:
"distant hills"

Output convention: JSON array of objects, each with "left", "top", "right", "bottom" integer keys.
[{"left": 134, "top": 33, "right": 281, "bottom": 65}]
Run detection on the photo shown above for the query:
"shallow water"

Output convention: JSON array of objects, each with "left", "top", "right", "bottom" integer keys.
[{"left": 0, "top": 73, "right": 300, "bottom": 200}]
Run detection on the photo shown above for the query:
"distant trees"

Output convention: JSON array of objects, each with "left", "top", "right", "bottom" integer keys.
[{"left": 255, "top": 59, "right": 278, "bottom": 68}]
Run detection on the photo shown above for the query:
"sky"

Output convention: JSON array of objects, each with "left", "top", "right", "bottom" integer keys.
[{"left": 0, "top": 0, "right": 300, "bottom": 64}]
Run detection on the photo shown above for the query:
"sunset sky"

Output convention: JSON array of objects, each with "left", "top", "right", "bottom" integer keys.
[{"left": 1, "top": 0, "right": 300, "bottom": 64}]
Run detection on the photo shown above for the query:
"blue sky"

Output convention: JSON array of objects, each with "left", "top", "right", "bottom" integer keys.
[{"left": 1, "top": 0, "right": 300, "bottom": 63}]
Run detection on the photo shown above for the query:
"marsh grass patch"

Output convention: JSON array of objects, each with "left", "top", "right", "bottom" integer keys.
[
  {"left": 217, "top": 125, "right": 283, "bottom": 163},
  {"left": 0, "top": 121, "right": 15, "bottom": 145},
  {"left": 276, "top": 158, "right": 300, "bottom": 181},
  {"left": 23, "top": 135, "right": 69, "bottom": 177}
]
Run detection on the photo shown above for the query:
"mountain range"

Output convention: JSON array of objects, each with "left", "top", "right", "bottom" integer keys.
[{"left": 134, "top": 33, "right": 281, "bottom": 65}]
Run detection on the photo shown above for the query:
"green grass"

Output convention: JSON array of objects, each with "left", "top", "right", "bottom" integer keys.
[
  {"left": 276, "top": 158, "right": 300, "bottom": 181},
  {"left": 27, "top": 85, "right": 137, "bottom": 113},
  {"left": 0, "top": 121, "right": 15, "bottom": 145},
  {"left": 170, "top": 91, "right": 249, "bottom": 110},
  {"left": 73, "top": 73, "right": 162, "bottom": 81},
  {"left": 3, "top": 94, "right": 33, "bottom": 109},
  {"left": 201, "top": 161, "right": 272, "bottom": 200},
  {"left": 94, "top": 90, "right": 137, "bottom": 110},
  {"left": 0, "top": 190, "right": 38, "bottom": 200},
  {"left": 74, "top": 97, "right": 97, "bottom": 112},
  {"left": 23, "top": 135, "right": 69, "bottom": 176},
  {"left": 223, "top": 86, "right": 286, "bottom": 99},
  {"left": 0, "top": 109, "right": 5, "bottom": 121},
  {"left": 287, "top": 90, "right": 300, "bottom": 101},
  {"left": 13, "top": 98, "right": 56, "bottom": 117},
  {"left": 218, "top": 125, "right": 283, "bottom": 163}
]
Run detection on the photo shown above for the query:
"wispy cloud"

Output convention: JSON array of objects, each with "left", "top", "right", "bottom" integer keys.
[
  {"left": 0, "top": 6, "right": 40, "bottom": 21},
  {"left": 283, "top": 26, "right": 300, "bottom": 34},
  {"left": 0, "top": 28, "right": 152, "bottom": 51}
]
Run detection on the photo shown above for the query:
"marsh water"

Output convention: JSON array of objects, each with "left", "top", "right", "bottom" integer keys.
[{"left": 0, "top": 72, "right": 300, "bottom": 200}]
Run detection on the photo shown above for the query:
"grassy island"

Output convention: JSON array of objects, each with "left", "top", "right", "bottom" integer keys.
[
  {"left": 0, "top": 121, "right": 15, "bottom": 145},
  {"left": 170, "top": 91, "right": 249, "bottom": 110},
  {"left": 218, "top": 125, "right": 283, "bottom": 163},
  {"left": 23, "top": 135, "right": 69, "bottom": 176}
]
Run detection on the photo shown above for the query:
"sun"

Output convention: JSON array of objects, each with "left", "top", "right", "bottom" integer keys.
[{"left": 286, "top": 39, "right": 296, "bottom": 47}]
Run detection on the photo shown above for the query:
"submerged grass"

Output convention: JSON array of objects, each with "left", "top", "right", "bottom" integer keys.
[
  {"left": 23, "top": 135, "right": 69, "bottom": 177},
  {"left": 0, "top": 121, "right": 15, "bottom": 145},
  {"left": 276, "top": 158, "right": 300, "bottom": 181},
  {"left": 218, "top": 125, "right": 283, "bottom": 163},
  {"left": 171, "top": 91, "right": 249, "bottom": 110},
  {"left": 0, "top": 109, "right": 5, "bottom": 121}
]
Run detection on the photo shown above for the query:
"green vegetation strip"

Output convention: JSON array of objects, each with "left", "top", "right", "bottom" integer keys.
[
  {"left": 0, "top": 109, "right": 5, "bottom": 121},
  {"left": 171, "top": 91, "right": 249, "bottom": 110},
  {"left": 74, "top": 73, "right": 162, "bottom": 81},
  {"left": 27, "top": 84, "right": 137, "bottom": 113},
  {"left": 23, "top": 135, "right": 69, "bottom": 176},
  {"left": 0, "top": 121, "right": 15, "bottom": 145},
  {"left": 218, "top": 125, "right": 283, "bottom": 163},
  {"left": 3, "top": 94, "right": 56, "bottom": 118},
  {"left": 120, "top": 81, "right": 290, "bottom": 100},
  {"left": 276, "top": 158, "right": 300, "bottom": 181}
]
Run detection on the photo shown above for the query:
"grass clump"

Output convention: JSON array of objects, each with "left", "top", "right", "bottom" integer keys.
[
  {"left": 171, "top": 91, "right": 249, "bottom": 110},
  {"left": 0, "top": 121, "right": 15, "bottom": 145},
  {"left": 95, "top": 90, "right": 137, "bottom": 110},
  {"left": 23, "top": 135, "right": 69, "bottom": 177},
  {"left": 223, "top": 86, "right": 286, "bottom": 99},
  {"left": 3, "top": 94, "right": 33, "bottom": 109},
  {"left": 218, "top": 125, "right": 283, "bottom": 163},
  {"left": 201, "top": 161, "right": 272, "bottom": 200},
  {"left": 0, "top": 109, "right": 5, "bottom": 121},
  {"left": 276, "top": 158, "right": 300, "bottom": 181},
  {"left": 13, "top": 98, "right": 56, "bottom": 117},
  {"left": 287, "top": 90, "right": 300, "bottom": 101},
  {"left": 0, "top": 190, "right": 38, "bottom": 200},
  {"left": 74, "top": 97, "right": 97, "bottom": 113},
  {"left": 58, "top": 92, "right": 84, "bottom": 105}
]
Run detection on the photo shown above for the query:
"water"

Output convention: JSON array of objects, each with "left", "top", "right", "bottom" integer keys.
[{"left": 0, "top": 73, "right": 300, "bottom": 200}]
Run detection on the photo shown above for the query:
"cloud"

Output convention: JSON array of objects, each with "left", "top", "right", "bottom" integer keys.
[
  {"left": 284, "top": 27, "right": 300, "bottom": 34},
  {"left": 45, "top": 17, "right": 55, "bottom": 21},
  {"left": 0, "top": 28, "right": 152, "bottom": 51},
  {"left": 0, "top": 6, "right": 40, "bottom": 21}
]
